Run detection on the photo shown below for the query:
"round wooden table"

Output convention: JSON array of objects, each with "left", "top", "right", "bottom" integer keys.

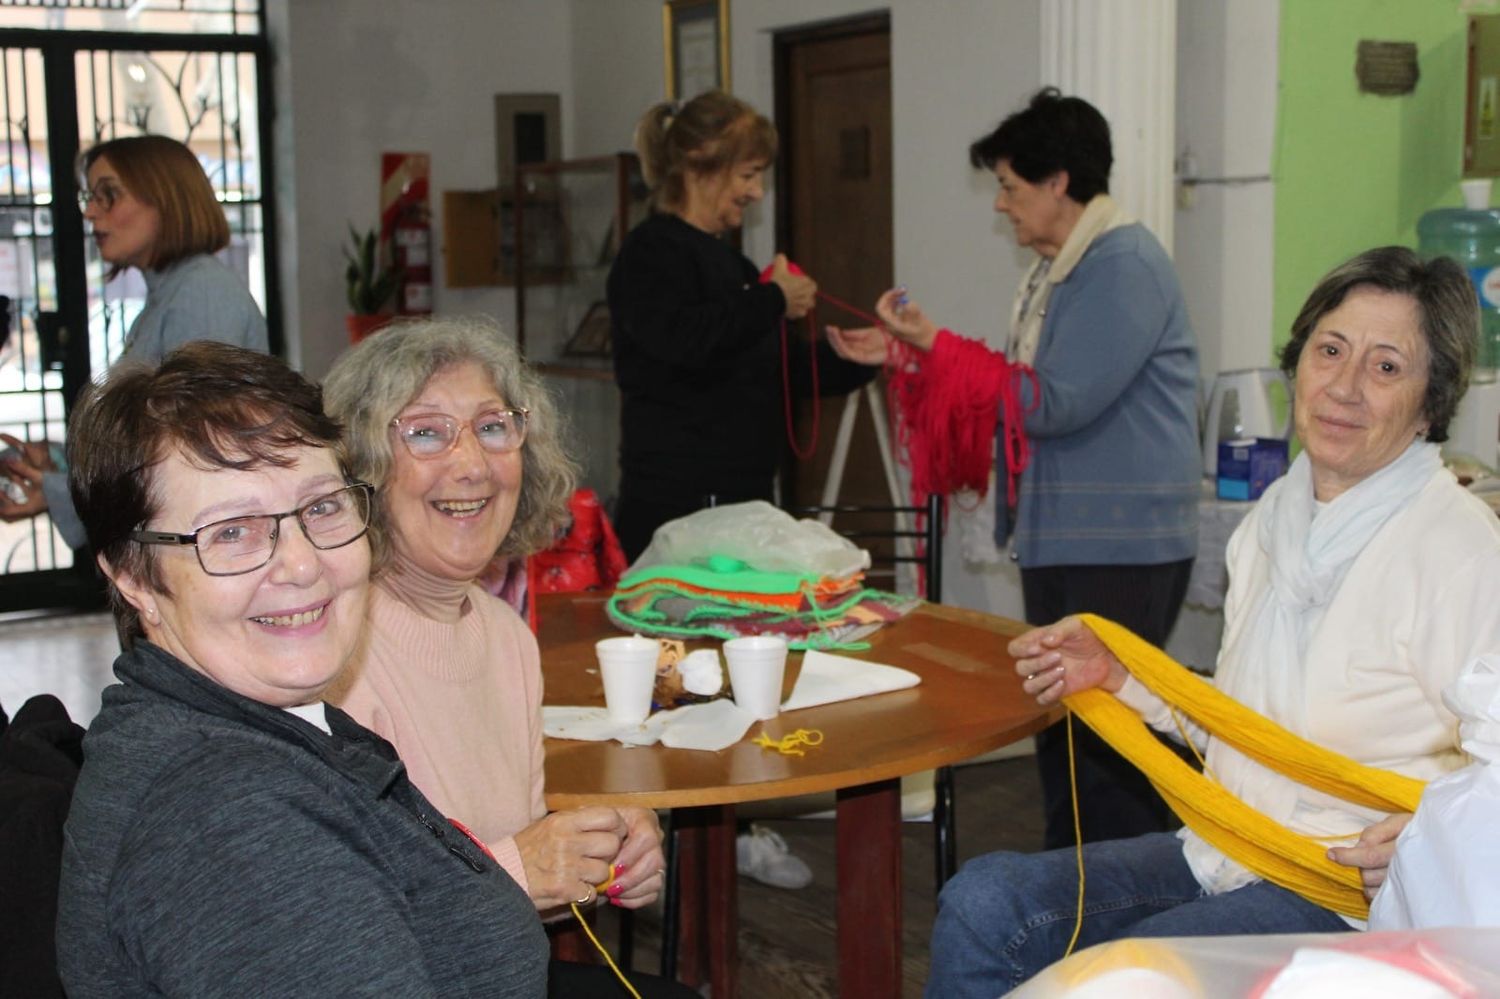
[{"left": 539, "top": 592, "right": 1058, "bottom": 998}]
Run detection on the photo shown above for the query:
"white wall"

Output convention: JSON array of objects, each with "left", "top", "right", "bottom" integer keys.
[
  {"left": 1166, "top": 0, "right": 1279, "bottom": 669},
  {"left": 268, "top": 0, "right": 575, "bottom": 379},
  {"left": 1173, "top": 0, "right": 1279, "bottom": 383},
  {"left": 569, "top": 0, "right": 662, "bottom": 159}
]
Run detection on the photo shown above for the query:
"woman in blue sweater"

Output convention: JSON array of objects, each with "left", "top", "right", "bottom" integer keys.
[
  {"left": 1, "top": 135, "right": 267, "bottom": 547},
  {"left": 831, "top": 89, "right": 1201, "bottom": 849}
]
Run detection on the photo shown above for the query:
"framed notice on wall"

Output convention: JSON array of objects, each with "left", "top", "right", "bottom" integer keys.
[
  {"left": 1469, "top": 15, "right": 1500, "bottom": 175},
  {"left": 663, "top": 0, "right": 729, "bottom": 100}
]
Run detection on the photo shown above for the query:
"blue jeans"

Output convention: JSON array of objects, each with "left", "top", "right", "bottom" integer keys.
[{"left": 925, "top": 833, "right": 1350, "bottom": 998}]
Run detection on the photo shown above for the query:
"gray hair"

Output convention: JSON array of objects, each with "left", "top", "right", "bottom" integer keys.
[
  {"left": 1279, "top": 246, "right": 1477, "bottom": 443},
  {"left": 322, "top": 316, "right": 577, "bottom": 569}
]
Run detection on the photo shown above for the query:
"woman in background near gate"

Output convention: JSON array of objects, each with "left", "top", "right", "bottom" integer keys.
[
  {"left": 1, "top": 135, "right": 267, "bottom": 547},
  {"left": 325, "top": 318, "right": 692, "bottom": 998},
  {"left": 829, "top": 88, "right": 1201, "bottom": 850},
  {"left": 926, "top": 246, "right": 1500, "bottom": 996}
]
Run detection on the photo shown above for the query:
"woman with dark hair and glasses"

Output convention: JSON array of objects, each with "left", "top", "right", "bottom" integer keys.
[
  {"left": 829, "top": 88, "right": 1202, "bottom": 849},
  {"left": 56, "top": 341, "right": 549, "bottom": 996},
  {"left": 2, "top": 134, "right": 266, "bottom": 545},
  {"left": 325, "top": 318, "right": 686, "bottom": 997}
]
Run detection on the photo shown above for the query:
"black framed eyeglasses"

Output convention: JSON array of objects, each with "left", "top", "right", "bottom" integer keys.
[
  {"left": 77, "top": 180, "right": 123, "bottom": 213},
  {"left": 129, "top": 483, "right": 374, "bottom": 577},
  {"left": 390, "top": 408, "right": 530, "bottom": 458}
]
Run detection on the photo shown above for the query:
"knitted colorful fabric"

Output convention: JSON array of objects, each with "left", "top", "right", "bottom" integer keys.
[{"left": 606, "top": 562, "right": 919, "bottom": 649}]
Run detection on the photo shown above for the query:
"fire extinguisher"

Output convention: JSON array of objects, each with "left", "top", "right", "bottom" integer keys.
[{"left": 394, "top": 206, "right": 433, "bottom": 315}]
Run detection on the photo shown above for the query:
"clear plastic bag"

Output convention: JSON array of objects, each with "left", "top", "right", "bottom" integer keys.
[
  {"left": 626, "top": 500, "right": 871, "bottom": 579},
  {"left": 1370, "top": 654, "right": 1500, "bottom": 932}
]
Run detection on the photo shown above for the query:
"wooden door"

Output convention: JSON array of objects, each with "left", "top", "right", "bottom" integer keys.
[{"left": 775, "top": 16, "right": 897, "bottom": 566}]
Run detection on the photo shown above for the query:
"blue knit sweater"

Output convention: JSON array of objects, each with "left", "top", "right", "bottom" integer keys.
[{"left": 1004, "top": 224, "right": 1201, "bottom": 568}]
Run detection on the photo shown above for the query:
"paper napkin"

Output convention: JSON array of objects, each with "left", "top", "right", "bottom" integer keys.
[{"left": 780, "top": 649, "right": 920, "bottom": 712}]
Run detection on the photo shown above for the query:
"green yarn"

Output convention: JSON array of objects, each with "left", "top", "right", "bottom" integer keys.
[
  {"left": 617, "top": 563, "right": 821, "bottom": 596},
  {"left": 605, "top": 567, "right": 912, "bottom": 650}
]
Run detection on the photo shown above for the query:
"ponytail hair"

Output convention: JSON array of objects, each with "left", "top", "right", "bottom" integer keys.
[{"left": 633, "top": 90, "right": 776, "bottom": 211}]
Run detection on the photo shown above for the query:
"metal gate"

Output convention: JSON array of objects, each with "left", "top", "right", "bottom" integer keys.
[{"left": 0, "top": 2, "right": 276, "bottom": 613}]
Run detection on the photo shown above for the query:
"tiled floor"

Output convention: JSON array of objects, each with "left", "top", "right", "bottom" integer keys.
[{"left": 0, "top": 610, "right": 117, "bottom": 726}]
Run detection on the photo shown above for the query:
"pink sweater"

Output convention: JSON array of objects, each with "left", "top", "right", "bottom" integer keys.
[{"left": 331, "top": 560, "right": 545, "bottom": 893}]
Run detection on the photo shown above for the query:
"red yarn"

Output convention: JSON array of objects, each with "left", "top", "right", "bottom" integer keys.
[
  {"left": 761, "top": 260, "right": 820, "bottom": 460},
  {"left": 753, "top": 261, "right": 1036, "bottom": 505},
  {"left": 885, "top": 330, "right": 1037, "bottom": 512}
]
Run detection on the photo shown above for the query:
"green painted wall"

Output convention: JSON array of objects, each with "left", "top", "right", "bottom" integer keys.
[{"left": 1274, "top": 0, "right": 1477, "bottom": 353}]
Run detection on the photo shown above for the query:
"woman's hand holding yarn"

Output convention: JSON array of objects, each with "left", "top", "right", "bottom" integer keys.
[
  {"left": 514, "top": 806, "right": 628, "bottom": 913},
  {"left": 874, "top": 287, "right": 938, "bottom": 351},
  {"left": 768, "top": 253, "right": 817, "bottom": 319},
  {"left": 1008, "top": 615, "right": 1129, "bottom": 706}
]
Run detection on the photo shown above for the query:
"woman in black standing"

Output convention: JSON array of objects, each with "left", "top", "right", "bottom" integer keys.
[{"left": 607, "top": 90, "right": 874, "bottom": 561}]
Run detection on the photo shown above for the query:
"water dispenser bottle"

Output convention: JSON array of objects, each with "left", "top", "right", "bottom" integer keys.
[{"left": 1417, "top": 208, "right": 1500, "bottom": 383}]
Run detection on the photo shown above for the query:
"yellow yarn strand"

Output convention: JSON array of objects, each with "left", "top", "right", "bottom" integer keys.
[
  {"left": 567, "top": 902, "right": 643, "bottom": 999},
  {"left": 1065, "top": 613, "right": 1425, "bottom": 920},
  {"left": 1063, "top": 714, "right": 1085, "bottom": 958},
  {"left": 753, "top": 728, "right": 825, "bottom": 756}
]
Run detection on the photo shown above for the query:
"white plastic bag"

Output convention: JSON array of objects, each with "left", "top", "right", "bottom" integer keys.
[
  {"left": 625, "top": 500, "right": 871, "bottom": 579},
  {"left": 1370, "top": 654, "right": 1500, "bottom": 931}
]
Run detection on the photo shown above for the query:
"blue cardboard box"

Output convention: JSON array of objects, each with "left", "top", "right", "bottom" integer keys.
[{"left": 1217, "top": 437, "right": 1289, "bottom": 501}]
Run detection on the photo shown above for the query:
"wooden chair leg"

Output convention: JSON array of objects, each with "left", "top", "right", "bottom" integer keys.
[
  {"left": 659, "top": 813, "right": 680, "bottom": 980},
  {"left": 673, "top": 813, "right": 708, "bottom": 986},
  {"left": 549, "top": 908, "right": 596, "bottom": 964},
  {"left": 933, "top": 764, "right": 957, "bottom": 890},
  {"left": 615, "top": 908, "right": 634, "bottom": 972}
]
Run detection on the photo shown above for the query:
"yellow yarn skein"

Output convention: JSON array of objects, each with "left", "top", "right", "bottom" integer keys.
[{"left": 1064, "top": 613, "right": 1425, "bottom": 919}]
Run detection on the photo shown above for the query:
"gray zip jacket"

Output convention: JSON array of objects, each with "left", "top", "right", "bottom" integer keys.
[{"left": 56, "top": 642, "right": 548, "bottom": 997}]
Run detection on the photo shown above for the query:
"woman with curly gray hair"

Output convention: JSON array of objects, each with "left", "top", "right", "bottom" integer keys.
[{"left": 322, "top": 317, "right": 667, "bottom": 932}]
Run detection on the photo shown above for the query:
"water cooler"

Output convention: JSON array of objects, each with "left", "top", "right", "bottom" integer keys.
[{"left": 1416, "top": 209, "right": 1500, "bottom": 469}]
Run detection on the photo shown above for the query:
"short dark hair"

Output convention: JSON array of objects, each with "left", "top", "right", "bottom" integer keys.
[
  {"left": 1279, "top": 246, "right": 1477, "bottom": 443},
  {"left": 68, "top": 341, "right": 348, "bottom": 646},
  {"left": 968, "top": 87, "right": 1112, "bottom": 204},
  {"left": 80, "top": 135, "right": 230, "bottom": 278}
]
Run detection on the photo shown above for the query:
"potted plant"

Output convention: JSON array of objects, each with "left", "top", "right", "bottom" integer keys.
[{"left": 343, "top": 224, "right": 402, "bottom": 343}]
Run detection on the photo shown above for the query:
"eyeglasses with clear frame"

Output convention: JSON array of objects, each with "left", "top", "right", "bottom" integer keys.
[
  {"left": 390, "top": 408, "right": 530, "bottom": 459},
  {"left": 77, "top": 180, "right": 124, "bottom": 213},
  {"left": 128, "top": 483, "right": 375, "bottom": 577}
]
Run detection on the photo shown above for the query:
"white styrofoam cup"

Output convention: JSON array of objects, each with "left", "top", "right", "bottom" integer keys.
[
  {"left": 724, "top": 635, "right": 788, "bottom": 720},
  {"left": 597, "top": 635, "right": 659, "bottom": 724}
]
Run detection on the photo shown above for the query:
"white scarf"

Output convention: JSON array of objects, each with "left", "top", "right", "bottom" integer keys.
[
  {"left": 1183, "top": 439, "right": 1444, "bottom": 896},
  {"left": 1221, "top": 439, "right": 1444, "bottom": 734},
  {"left": 1005, "top": 193, "right": 1132, "bottom": 363}
]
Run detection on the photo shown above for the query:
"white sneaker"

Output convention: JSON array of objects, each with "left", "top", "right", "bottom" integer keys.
[{"left": 736, "top": 824, "right": 813, "bottom": 890}]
